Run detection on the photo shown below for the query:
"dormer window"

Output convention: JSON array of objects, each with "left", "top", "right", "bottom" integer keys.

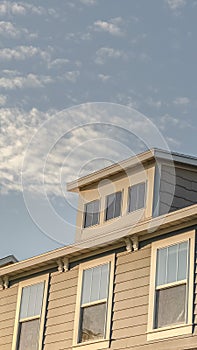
[
  {"left": 83, "top": 200, "right": 100, "bottom": 228},
  {"left": 105, "top": 191, "right": 122, "bottom": 221},
  {"left": 128, "top": 182, "right": 146, "bottom": 212}
]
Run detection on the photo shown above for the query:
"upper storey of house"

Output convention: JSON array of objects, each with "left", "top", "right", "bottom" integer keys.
[{"left": 67, "top": 148, "right": 197, "bottom": 242}]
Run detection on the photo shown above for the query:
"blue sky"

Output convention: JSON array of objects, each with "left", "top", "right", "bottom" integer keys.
[{"left": 0, "top": 0, "right": 197, "bottom": 261}]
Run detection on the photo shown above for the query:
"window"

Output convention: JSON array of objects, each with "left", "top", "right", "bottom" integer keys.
[
  {"left": 128, "top": 182, "right": 146, "bottom": 212},
  {"left": 147, "top": 231, "right": 195, "bottom": 341},
  {"left": 84, "top": 200, "right": 100, "bottom": 228},
  {"left": 73, "top": 255, "right": 115, "bottom": 349},
  {"left": 12, "top": 275, "right": 48, "bottom": 350},
  {"left": 105, "top": 191, "right": 122, "bottom": 221}
]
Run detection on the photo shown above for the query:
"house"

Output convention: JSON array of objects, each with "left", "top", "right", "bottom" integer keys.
[{"left": 1, "top": 148, "right": 197, "bottom": 350}]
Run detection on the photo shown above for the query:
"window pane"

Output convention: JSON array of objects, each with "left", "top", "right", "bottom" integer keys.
[
  {"left": 106, "top": 192, "right": 122, "bottom": 220},
  {"left": 167, "top": 244, "right": 178, "bottom": 284},
  {"left": 178, "top": 242, "right": 188, "bottom": 281},
  {"left": 20, "top": 286, "right": 31, "bottom": 319},
  {"left": 155, "top": 284, "right": 186, "bottom": 328},
  {"left": 99, "top": 264, "right": 110, "bottom": 300},
  {"left": 138, "top": 182, "right": 146, "bottom": 209},
  {"left": 90, "top": 266, "right": 101, "bottom": 302},
  {"left": 128, "top": 183, "right": 145, "bottom": 212},
  {"left": 18, "top": 319, "right": 40, "bottom": 350},
  {"left": 92, "top": 200, "right": 99, "bottom": 226},
  {"left": 20, "top": 283, "right": 44, "bottom": 319},
  {"left": 156, "top": 248, "right": 167, "bottom": 286},
  {"left": 79, "top": 303, "right": 107, "bottom": 343},
  {"left": 114, "top": 192, "right": 122, "bottom": 218},
  {"left": 82, "top": 269, "right": 92, "bottom": 304},
  {"left": 128, "top": 185, "right": 137, "bottom": 212},
  {"left": 105, "top": 193, "right": 115, "bottom": 220}
]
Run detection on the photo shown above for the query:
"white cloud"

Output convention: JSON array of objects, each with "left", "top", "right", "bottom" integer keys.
[
  {"left": 166, "top": 0, "right": 186, "bottom": 10},
  {"left": 95, "top": 47, "right": 127, "bottom": 64},
  {"left": 0, "top": 21, "right": 36, "bottom": 38},
  {"left": 173, "top": 97, "right": 190, "bottom": 106},
  {"left": 0, "top": 94, "right": 7, "bottom": 106},
  {"left": 48, "top": 58, "right": 70, "bottom": 69},
  {"left": 0, "top": 46, "right": 50, "bottom": 61},
  {"left": 63, "top": 71, "right": 80, "bottom": 83},
  {"left": 0, "top": 73, "right": 53, "bottom": 90},
  {"left": 0, "top": 1, "right": 57, "bottom": 17},
  {"left": 80, "top": 0, "right": 97, "bottom": 5},
  {"left": 157, "top": 114, "right": 192, "bottom": 131},
  {"left": 98, "top": 74, "right": 110, "bottom": 82},
  {"left": 0, "top": 2, "right": 26, "bottom": 15},
  {"left": 94, "top": 18, "right": 124, "bottom": 36}
]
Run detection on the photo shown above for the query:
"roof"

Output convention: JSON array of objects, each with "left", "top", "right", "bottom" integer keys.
[
  {"left": 0, "top": 255, "right": 18, "bottom": 268},
  {"left": 67, "top": 148, "right": 197, "bottom": 192},
  {"left": 0, "top": 204, "right": 197, "bottom": 280}
]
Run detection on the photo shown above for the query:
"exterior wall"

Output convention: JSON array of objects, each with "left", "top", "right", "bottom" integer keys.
[
  {"left": 75, "top": 163, "right": 155, "bottom": 242},
  {"left": 159, "top": 165, "right": 197, "bottom": 215},
  {"left": 0, "top": 284, "right": 18, "bottom": 350},
  {"left": 1, "top": 229, "right": 197, "bottom": 350}
]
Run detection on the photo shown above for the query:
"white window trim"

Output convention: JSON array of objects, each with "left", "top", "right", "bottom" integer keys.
[
  {"left": 12, "top": 274, "right": 49, "bottom": 350},
  {"left": 73, "top": 254, "right": 115, "bottom": 350},
  {"left": 147, "top": 230, "right": 195, "bottom": 341}
]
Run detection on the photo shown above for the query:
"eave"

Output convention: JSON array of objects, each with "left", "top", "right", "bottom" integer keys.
[{"left": 1, "top": 204, "right": 197, "bottom": 280}]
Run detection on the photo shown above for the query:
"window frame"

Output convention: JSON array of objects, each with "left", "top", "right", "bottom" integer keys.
[
  {"left": 105, "top": 191, "right": 122, "bottom": 221},
  {"left": 147, "top": 230, "right": 195, "bottom": 341},
  {"left": 73, "top": 254, "right": 115, "bottom": 350},
  {"left": 12, "top": 274, "right": 49, "bottom": 350},
  {"left": 83, "top": 199, "right": 100, "bottom": 228},
  {"left": 128, "top": 181, "right": 147, "bottom": 213}
]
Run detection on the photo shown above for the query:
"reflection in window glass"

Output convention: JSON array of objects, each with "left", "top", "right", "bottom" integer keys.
[
  {"left": 79, "top": 303, "right": 106, "bottom": 343},
  {"left": 105, "top": 192, "right": 122, "bottom": 221},
  {"left": 84, "top": 200, "right": 100, "bottom": 228},
  {"left": 155, "top": 284, "right": 186, "bottom": 328},
  {"left": 128, "top": 182, "right": 146, "bottom": 212}
]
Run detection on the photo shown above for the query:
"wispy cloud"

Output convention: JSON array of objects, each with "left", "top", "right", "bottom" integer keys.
[
  {"left": 0, "top": 73, "right": 53, "bottom": 90},
  {"left": 173, "top": 97, "right": 190, "bottom": 106},
  {"left": 80, "top": 0, "right": 97, "bottom": 5},
  {"left": 48, "top": 58, "right": 70, "bottom": 69},
  {"left": 0, "top": 1, "right": 58, "bottom": 17},
  {"left": 146, "top": 97, "right": 162, "bottom": 109},
  {"left": 0, "top": 21, "right": 36, "bottom": 39},
  {"left": 95, "top": 47, "right": 127, "bottom": 64},
  {"left": 0, "top": 45, "right": 50, "bottom": 61},
  {"left": 0, "top": 94, "right": 7, "bottom": 106},
  {"left": 165, "top": 0, "right": 186, "bottom": 10},
  {"left": 98, "top": 74, "right": 110, "bottom": 82},
  {"left": 62, "top": 70, "right": 80, "bottom": 83},
  {"left": 158, "top": 114, "right": 192, "bottom": 131},
  {"left": 94, "top": 17, "right": 124, "bottom": 36}
]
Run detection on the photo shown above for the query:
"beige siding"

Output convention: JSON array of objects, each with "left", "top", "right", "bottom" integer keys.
[
  {"left": 0, "top": 284, "right": 18, "bottom": 350},
  {"left": 43, "top": 265, "right": 78, "bottom": 350}
]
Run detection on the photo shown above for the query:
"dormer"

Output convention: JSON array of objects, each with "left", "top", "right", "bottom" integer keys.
[{"left": 67, "top": 148, "right": 197, "bottom": 242}]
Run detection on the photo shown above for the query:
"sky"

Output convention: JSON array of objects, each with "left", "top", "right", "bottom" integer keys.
[{"left": 0, "top": 0, "right": 197, "bottom": 261}]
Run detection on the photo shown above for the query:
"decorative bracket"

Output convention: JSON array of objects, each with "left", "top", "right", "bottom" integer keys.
[
  {"left": 63, "top": 257, "right": 69, "bottom": 272},
  {"left": 3, "top": 276, "right": 9, "bottom": 289},
  {"left": 124, "top": 235, "right": 139, "bottom": 252},
  {"left": 57, "top": 257, "right": 69, "bottom": 273}
]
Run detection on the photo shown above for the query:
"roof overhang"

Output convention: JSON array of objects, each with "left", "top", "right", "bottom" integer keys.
[
  {"left": 1, "top": 204, "right": 197, "bottom": 280},
  {"left": 67, "top": 148, "right": 197, "bottom": 192}
]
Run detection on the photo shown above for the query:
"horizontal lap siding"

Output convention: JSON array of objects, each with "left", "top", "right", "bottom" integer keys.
[
  {"left": 109, "top": 242, "right": 197, "bottom": 350},
  {"left": 43, "top": 265, "right": 78, "bottom": 350},
  {"left": 0, "top": 285, "right": 18, "bottom": 350},
  {"left": 159, "top": 165, "right": 197, "bottom": 215}
]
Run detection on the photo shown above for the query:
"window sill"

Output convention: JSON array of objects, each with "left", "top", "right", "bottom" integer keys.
[
  {"left": 73, "top": 338, "right": 110, "bottom": 350},
  {"left": 147, "top": 323, "right": 193, "bottom": 341}
]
